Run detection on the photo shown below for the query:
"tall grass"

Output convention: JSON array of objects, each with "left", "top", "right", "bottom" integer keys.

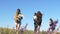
[
  {"left": 0, "top": 27, "right": 60, "bottom": 34},
  {"left": 0, "top": 27, "right": 33, "bottom": 34}
]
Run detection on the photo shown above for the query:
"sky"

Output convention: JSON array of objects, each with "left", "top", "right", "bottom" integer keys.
[{"left": 0, "top": 0, "right": 60, "bottom": 31}]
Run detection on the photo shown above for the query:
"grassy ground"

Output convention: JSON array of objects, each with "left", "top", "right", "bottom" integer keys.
[
  {"left": 0, "top": 27, "right": 34, "bottom": 34},
  {"left": 0, "top": 27, "right": 60, "bottom": 34}
]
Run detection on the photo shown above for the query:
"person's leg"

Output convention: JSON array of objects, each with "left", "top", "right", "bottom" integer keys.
[
  {"left": 48, "top": 27, "right": 51, "bottom": 32},
  {"left": 15, "top": 20, "right": 18, "bottom": 30},
  {"left": 52, "top": 27, "right": 55, "bottom": 32},
  {"left": 35, "top": 25, "right": 37, "bottom": 31},
  {"left": 37, "top": 25, "right": 40, "bottom": 34},
  {"left": 15, "top": 22, "right": 19, "bottom": 34},
  {"left": 15, "top": 22, "right": 18, "bottom": 30},
  {"left": 17, "top": 23, "right": 20, "bottom": 30},
  {"left": 37, "top": 21, "right": 42, "bottom": 34},
  {"left": 46, "top": 26, "right": 52, "bottom": 34},
  {"left": 17, "top": 21, "right": 21, "bottom": 31},
  {"left": 34, "top": 23, "right": 37, "bottom": 34},
  {"left": 16, "top": 23, "right": 20, "bottom": 34}
]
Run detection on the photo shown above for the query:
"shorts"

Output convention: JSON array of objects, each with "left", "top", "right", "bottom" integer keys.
[
  {"left": 34, "top": 21, "right": 42, "bottom": 26},
  {"left": 14, "top": 20, "right": 21, "bottom": 26},
  {"left": 50, "top": 26, "right": 55, "bottom": 31},
  {"left": 15, "top": 23, "right": 20, "bottom": 27},
  {"left": 52, "top": 27, "right": 55, "bottom": 30}
]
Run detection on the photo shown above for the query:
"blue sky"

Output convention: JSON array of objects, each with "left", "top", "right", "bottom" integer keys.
[{"left": 0, "top": 0, "right": 60, "bottom": 31}]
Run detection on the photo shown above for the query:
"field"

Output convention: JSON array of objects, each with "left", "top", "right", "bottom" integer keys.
[{"left": 0, "top": 27, "right": 60, "bottom": 34}]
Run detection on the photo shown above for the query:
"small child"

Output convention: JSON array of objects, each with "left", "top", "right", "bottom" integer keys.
[{"left": 48, "top": 18, "right": 58, "bottom": 33}]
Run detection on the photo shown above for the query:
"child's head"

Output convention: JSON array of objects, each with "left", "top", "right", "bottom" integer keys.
[
  {"left": 50, "top": 18, "right": 53, "bottom": 22},
  {"left": 17, "top": 8, "right": 20, "bottom": 12}
]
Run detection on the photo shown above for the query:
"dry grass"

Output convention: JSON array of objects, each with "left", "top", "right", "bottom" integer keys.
[{"left": 0, "top": 27, "right": 60, "bottom": 34}]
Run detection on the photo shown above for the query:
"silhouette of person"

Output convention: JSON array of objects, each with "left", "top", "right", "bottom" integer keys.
[
  {"left": 33, "top": 11, "right": 42, "bottom": 34},
  {"left": 47, "top": 18, "right": 58, "bottom": 34},
  {"left": 14, "top": 8, "right": 23, "bottom": 31}
]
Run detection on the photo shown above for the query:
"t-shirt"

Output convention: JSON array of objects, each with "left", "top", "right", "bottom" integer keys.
[{"left": 33, "top": 15, "right": 37, "bottom": 20}]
